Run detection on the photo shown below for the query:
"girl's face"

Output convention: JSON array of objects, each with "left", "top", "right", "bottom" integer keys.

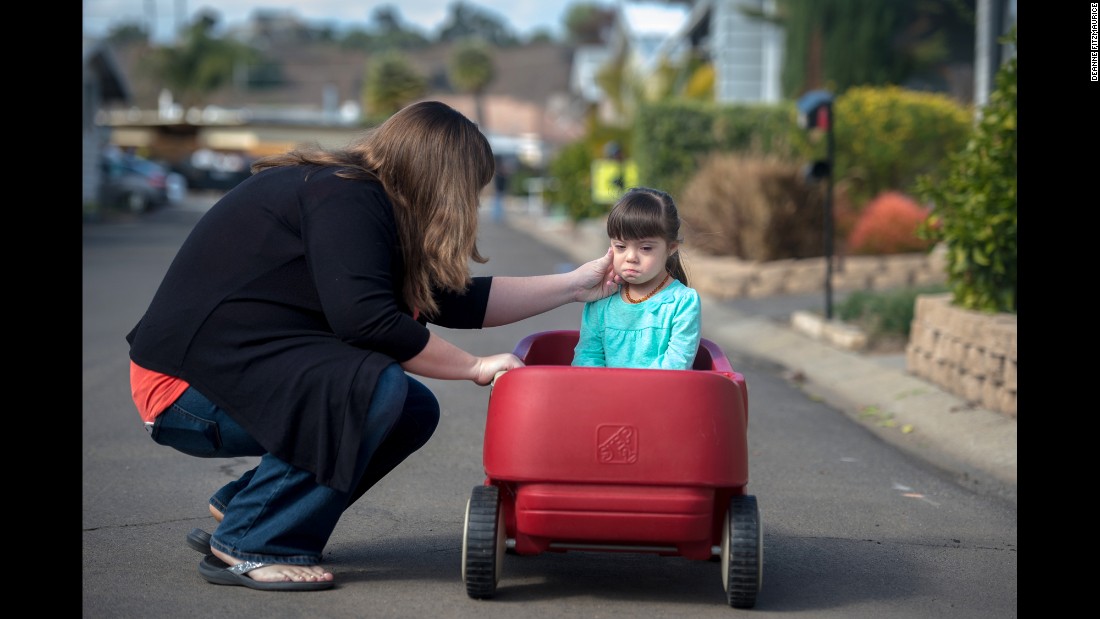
[{"left": 610, "top": 237, "right": 677, "bottom": 286}]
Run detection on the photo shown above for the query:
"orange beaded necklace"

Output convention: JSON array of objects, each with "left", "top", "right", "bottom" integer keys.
[{"left": 623, "top": 272, "right": 672, "bottom": 304}]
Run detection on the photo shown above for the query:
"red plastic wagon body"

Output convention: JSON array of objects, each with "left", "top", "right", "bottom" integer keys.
[{"left": 461, "top": 330, "right": 763, "bottom": 608}]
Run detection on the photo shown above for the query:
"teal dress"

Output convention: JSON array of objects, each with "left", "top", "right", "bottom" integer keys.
[{"left": 572, "top": 278, "right": 702, "bottom": 370}]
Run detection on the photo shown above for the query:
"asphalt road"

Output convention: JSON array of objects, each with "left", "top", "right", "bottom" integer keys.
[{"left": 82, "top": 197, "right": 1017, "bottom": 618}]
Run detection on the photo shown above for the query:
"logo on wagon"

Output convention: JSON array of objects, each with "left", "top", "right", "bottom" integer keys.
[{"left": 597, "top": 425, "right": 638, "bottom": 464}]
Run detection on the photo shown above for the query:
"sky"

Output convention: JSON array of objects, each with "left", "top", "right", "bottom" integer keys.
[{"left": 83, "top": 0, "right": 615, "bottom": 44}]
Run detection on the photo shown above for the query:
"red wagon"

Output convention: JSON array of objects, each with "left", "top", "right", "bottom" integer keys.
[{"left": 461, "top": 330, "right": 763, "bottom": 608}]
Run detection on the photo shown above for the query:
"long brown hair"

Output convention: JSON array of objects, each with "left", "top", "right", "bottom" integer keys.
[
  {"left": 605, "top": 187, "right": 689, "bottom": 286},
  {"left": 252, "top": 101, "right": 495, "bottom": 318}
]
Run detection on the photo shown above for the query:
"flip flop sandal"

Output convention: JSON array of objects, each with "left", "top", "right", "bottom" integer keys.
[
  {"left": 197, "top": 555, "right": 334, "bottom": 591},
  {"left": 186, "top": 528, "right": 212, "bottom": 555}
]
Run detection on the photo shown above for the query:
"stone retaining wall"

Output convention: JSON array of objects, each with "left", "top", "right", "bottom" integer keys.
[
  {"left": 906, "top": 294, "right": 1017, "bottom": 419},
  {"left": 658, "top": 238, "right": 1017, "bottom": 420},
  {"left": 689, "top": 250, "right": 1018, "bottom": 420},
  {"left": 687, "top": 246, "right": 948, "bottom": 299}
]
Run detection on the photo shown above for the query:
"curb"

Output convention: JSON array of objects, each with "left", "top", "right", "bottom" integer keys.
[
  {"left": 702, "top": 298, "right": 1017, "bottom": 505},
  {"left": 790, "top": 310, "right": 870, "bottom": 351}
]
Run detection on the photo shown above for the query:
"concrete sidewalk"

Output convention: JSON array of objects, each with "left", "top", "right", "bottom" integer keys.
[{"left": 501, "top": 204, "right": 1017, "bottom": 506}]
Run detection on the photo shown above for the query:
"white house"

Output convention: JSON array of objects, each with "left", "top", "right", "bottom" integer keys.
[
  {"left": 678, "top": 0, "right": 784, "bottom": 103},
  {"left": 576, "top": 0, "right": 784, "bottom": 124}
]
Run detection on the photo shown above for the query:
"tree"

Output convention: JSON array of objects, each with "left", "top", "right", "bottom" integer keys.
[
  {"left": 360, "top": 5, "right": 430, "bottom": 51},
  {"left": 439, "top": 1, "right": 518, "bottom": 47},
  {"left": 139, "top": 10, "right": 259, "bottom": 109},
  {"left": 564, "top": 2, "right": 616, "bottom": 44},
  {"left": 526, "top": 28, "right": 556, "bottom": 44},
  {"left": 339, "top": 27, "right": 375, "bottom": 51},
  {"left": 593, "top": 41, "right": 707, "bottom": 125},
  {"left": 364, "top": 51, "right": 428, "bottom": 120},
  {"left": 369, "top": 5, "right": 406, "bottom": 33},
  {"left": 105, "top": 21, "right": 150, "bottom": 46},
  {"left": 763, "top": 0, "right": 975, "bottom": 97},
  {"left": 681, "top": 59, "right": 715, "bottom": 101},
  {"left": 447, "top": 38, "right": 495, "bottom": 126}
]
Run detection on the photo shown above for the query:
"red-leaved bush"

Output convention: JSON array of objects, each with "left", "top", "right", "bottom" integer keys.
[{"left": 846, "top": 191, "right": 935, "bottom": 255}]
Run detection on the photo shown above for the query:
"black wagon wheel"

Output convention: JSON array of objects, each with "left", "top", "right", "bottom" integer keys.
[
  {"left": 721, "top": 494, "right": 763, "bottom": 608},
  {"left": 462, "top": 484, "right": 505, "bottom": 599}
]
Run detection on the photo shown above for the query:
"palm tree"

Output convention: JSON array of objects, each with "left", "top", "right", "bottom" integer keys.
[
  {"left": 446, "top": 38, "right": 495, "bottom": 127},
  {"left": 140, "top": 10, "right": 257, "bottom": 110},
  {"left": 363, "top": 51, "right": 428, "bottom": 121}
]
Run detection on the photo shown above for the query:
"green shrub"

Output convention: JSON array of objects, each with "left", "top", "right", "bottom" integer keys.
[
  {"left": 837, "top": 285, "right": 948, "bottom": 342},
  {"left": 632, "top": 91, "right": 970, "bottom": 217},
  {"left": 545, "top": 141, "right": 598, "bottom": 221},
  {"left": 634, "top": 100, "right": 810, "bottom": 200},
  {"left": 916, "top": 27, "right": 1017, "bottom": 314},
  {"left": 504, "top": 163, "right": 539, "bottom": 197},
  {"left": 544, "top": 123, "right": 634, "bottom": 222},
  {"left": 834, "top": 85, "right": 972, "bottom": 209}
]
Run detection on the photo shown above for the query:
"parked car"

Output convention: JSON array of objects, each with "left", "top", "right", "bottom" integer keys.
[
  {"left": 173, "top": 148, "right": 253, "bottom": 192},
  {"left": 100, "top": 153, "right": 186, "bottom": 213}
]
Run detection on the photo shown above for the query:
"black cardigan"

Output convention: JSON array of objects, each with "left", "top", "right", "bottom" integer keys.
[{"left": 127, "top": 165, "right": 491, "bottom": 492}]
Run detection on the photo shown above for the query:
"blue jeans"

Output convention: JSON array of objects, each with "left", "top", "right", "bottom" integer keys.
[{"left": 149, "top": 363, "right": 439, "bottom": 564}]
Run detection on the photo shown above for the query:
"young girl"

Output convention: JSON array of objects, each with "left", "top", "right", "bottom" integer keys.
[{"left": 572, "top": 187, "right": 702, "bottom": 370}]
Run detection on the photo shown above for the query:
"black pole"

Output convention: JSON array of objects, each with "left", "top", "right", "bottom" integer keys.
[
  {"left": 798, "top": 90, "right": 837, "bottom": 320},
  {"left": 824, "top": 106, "right": 835, "bottom": 320}
]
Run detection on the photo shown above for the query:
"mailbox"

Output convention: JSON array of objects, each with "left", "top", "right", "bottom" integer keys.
[{"left": 797, "top": 90, "right": 834, "bottom": 130}]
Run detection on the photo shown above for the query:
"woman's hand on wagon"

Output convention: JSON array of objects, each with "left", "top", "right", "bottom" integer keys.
[{"left": 474, "top": 353, "right": 525, "bottom": 386}]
